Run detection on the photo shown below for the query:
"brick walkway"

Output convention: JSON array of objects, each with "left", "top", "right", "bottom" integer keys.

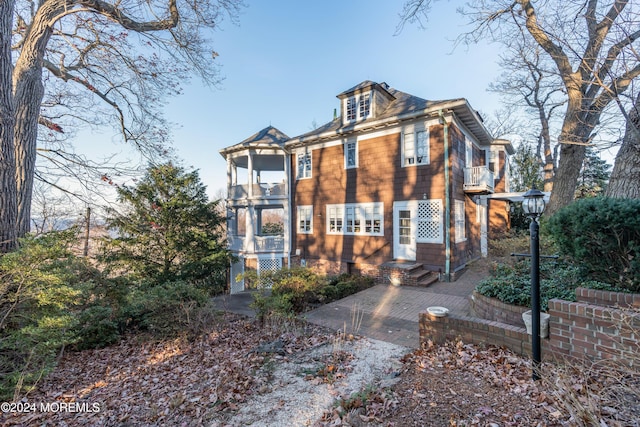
[
  {"left": 303, "top": 262, "right": 488, "bottom": 348},
  {"left": 212, "top": 260, "right": 490, "bottom": 349}
]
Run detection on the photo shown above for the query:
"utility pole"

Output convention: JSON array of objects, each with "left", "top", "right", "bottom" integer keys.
[{"left": 83, "top": 207, "right": 91, "bottom": 257}]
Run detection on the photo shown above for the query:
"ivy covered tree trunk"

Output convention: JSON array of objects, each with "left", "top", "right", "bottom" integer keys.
[
  {"left": 0, "top": 0, "right": 17, "bottom": 252},
  {"left": 606, "top": 94, "right": 640, "bottom": 199}
]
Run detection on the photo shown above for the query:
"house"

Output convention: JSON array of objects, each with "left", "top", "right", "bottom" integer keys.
[{"left": 219, "top": 81, "right": 513, "bottom": 293}]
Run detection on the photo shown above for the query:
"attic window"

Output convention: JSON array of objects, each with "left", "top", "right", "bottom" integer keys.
[
  {"left": 359, "top": 94, "right": 370, "bottom": 118},
  {"left": 345, "top": 93, "right": 371, "bottom": 122},
  {"left": 346, "top": 97, "right": 358, "bottom": 121}
]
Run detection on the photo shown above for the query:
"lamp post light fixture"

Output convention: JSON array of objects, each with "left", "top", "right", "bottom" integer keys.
[{"left": 522, "top": 188, "right": 546, "bottom": 381}]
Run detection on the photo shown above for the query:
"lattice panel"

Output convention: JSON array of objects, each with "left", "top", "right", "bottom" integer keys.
[
  {"left": 418, "top": 200, "right": 440, "bottom": 220},
  {"left": 258, "top": 257, "right": 282, "bottom": 288},
  {"left": 417, "top": 200, "right": 443, "bottom": 243},
  {"left": 259, "top": 257, "right": 282, "bottom": 272},
  {"left": 417, "top": 221, "right": 441, "bottom": 241}
]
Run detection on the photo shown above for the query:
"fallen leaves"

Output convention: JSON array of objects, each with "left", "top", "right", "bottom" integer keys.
[
  {"left": 1, "top": 314, "right": 335, "bottom": 426},
  {"left": 2, "top": 315, "right": 638, "bottom": 427}
]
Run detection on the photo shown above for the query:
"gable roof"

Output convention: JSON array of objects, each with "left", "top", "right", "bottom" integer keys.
[
  {"left": 285, "top": 83, "right": 496, "bottom": 148},
  {"left": 219, "top": 126, "right": 289, "bottom": 156}
]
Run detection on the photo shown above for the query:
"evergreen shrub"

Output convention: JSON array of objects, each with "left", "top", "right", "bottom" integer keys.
[{"left": 546, "top": 197, "right": 640, "bottom": 292}]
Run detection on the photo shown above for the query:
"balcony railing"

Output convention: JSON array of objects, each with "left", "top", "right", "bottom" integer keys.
[
  {"left": 255, "top": 235, "right": 284, "bottom": 252},
  {"left": 464, "top": 166, "right": 494, "bottom": 193},
  {"left": 228, "top": 182, "right": 287, "bottom": 200},
  {"left": 227, "top": 234, "right": 285, "bottom": 253},
  {"left": 227, "top": 234, "right": 245, "bottom": 252}
]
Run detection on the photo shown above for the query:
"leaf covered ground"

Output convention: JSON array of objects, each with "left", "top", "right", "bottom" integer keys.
[{"left": 2, "top": 312, "right": 638, "bottom": 426}]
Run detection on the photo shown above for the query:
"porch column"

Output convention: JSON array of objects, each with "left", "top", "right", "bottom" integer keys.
[
  {"left": 232, "top": 162, "right": 237, "bottom": 186},
  {"left": 283, "top": 154, "right": 290, "bottom": 195},
  {"left": 226, "top": 158, "right": 233, "bottom": 198},
  {"left": 247, "top": 151, "right": 254, "bottom": 198}
]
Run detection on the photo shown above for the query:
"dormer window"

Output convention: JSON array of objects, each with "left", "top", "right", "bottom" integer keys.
[
  {"left": 359, "top": 94, "right": 370, "bottom": 118},
  {"left": 345, "top": 92, "right": 371, "bottom": 122},
  {"left": 346, "top": 97, "right": 358, "bottom": 121}
]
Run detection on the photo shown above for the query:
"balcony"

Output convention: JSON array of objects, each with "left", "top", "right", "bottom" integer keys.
[
  {"left": 464, "top": 166, "right": 494, "bottom": 193},
  {"left": 228, "top": 182, "right": 287, "bottom": 200},
  {"left": 255, "top": 235, "right": 285, "bottom": 252},
  {"left": 227, "top": 234, "right": 285, "bottom": 253}
]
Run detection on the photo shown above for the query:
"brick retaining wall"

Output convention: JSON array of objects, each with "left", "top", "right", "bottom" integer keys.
[
  {"left": 575, "top": 287, "right": 640, "bottom": 309},
  {"left": 420, "top": 288, "right": 640, "bottom": 363},
  {"left": 469, "top": 291, "right": 528, "bottom": 327}
]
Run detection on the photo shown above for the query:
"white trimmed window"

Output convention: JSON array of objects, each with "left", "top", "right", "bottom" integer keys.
[
  {"left": 403, "top": 129, "right": 429, "bottom": 166},
  {"left": 454, "top": 200, "right": 466, "bottom": 243},
  {"left": 345, "top": 140, "right": 357, "bottom": 169},
  {"left": 489, "top": 150, "right": 502, "bottom": 179},
  {"left": 297, "top": 205, "right": 313, "bottom": 234},
  {"left": 328, "top": 206, "right": 343, "bottom": 233},
  {"left": 297, "top": 152, "right": 311, "bottom": 179},
  {"left": 465, "top": 139, "right": 473, "bottom": 167},
  {"left": 359, "top": 93, "right": 370, "bottom": 118},
  {"left": 327, "top": 203, "right": 383, "bottom": 236},
  {"left": 346, "top": 97, "right": 358, "bottom": 121},
  {"left": 345, "top": 93, "right": 371, "bottom": 122}
]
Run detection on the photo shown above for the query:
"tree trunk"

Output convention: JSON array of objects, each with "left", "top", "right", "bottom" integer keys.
[
  {"left": 12, "top": 2, "right": 57, "bottom": 237},
  {"left": 546, "top": 142, "right": 586, "bottom": 216},
  {"left": 545, "top": 80, "right": 594, "bottom": 217},
  {"left": 606, "top": 94, "right": 640, "bottom": 199},
  {"left": 13, "top": 68, "right": 45, "bottom": 237},
  {"left": 534, "top": 101, "right": 555, "bottom": 193},
  {"left": 0, "top": 0, "right": 18, "bottom": 252}
]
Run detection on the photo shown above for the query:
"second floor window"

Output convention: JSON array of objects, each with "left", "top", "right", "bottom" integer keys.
[
  {"left": 297, "top": 152, "right": 311, "bottom": 179},
  {"left": 403, "top": 129, "right": 429, "bottom": 166},
  {"left": 345, "top": 141, "right": 357, "bottom": 168}
]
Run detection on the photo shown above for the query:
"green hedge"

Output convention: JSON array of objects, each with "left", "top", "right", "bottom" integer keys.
[
  {"left": 476, "top": 260, "right": 619, "bottom": 311},
  {"left": 546, "top": 197, "right": 640, "bottom": 292}
]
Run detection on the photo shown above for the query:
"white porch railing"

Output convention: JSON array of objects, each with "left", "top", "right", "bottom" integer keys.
[
  {"left": 227, "top": 234, "right": 245, "bottom": 252},
  {"left": 464, "top": 166, "right": 494, "bottom": 193},
  {"left": 227, "top": 235, "right": 284, "bottom": 253},
  {"left": 255, "top": 235, "right": 285, "bottom": 252},
  {"left": 229, "top": 182, "right": 287, "bottom": 200}
]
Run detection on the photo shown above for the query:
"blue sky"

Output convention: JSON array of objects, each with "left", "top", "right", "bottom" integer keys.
[{"left": 159, "top": 1, "right": 507, "bottom": 198}]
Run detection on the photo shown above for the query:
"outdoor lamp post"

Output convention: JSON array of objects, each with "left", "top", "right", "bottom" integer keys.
[{"left": 522, "top": 188, "right": 546, "bottom": 380}]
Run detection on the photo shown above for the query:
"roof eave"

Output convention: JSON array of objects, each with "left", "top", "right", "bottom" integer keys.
[{"left": 285, "top": 99, "right": 474, "bottom": 149}]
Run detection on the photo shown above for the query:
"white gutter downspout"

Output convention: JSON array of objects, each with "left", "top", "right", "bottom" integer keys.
[
  {"left": 439, "top": 110, "right": 451, "bottom": 281},
  {"left": 282, "top": 145, "right": 293, "bottom": 269}
]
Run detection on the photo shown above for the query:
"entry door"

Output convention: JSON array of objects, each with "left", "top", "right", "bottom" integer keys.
[{"left": 394, "top": 201, "right": 417, "bottom": 261}]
